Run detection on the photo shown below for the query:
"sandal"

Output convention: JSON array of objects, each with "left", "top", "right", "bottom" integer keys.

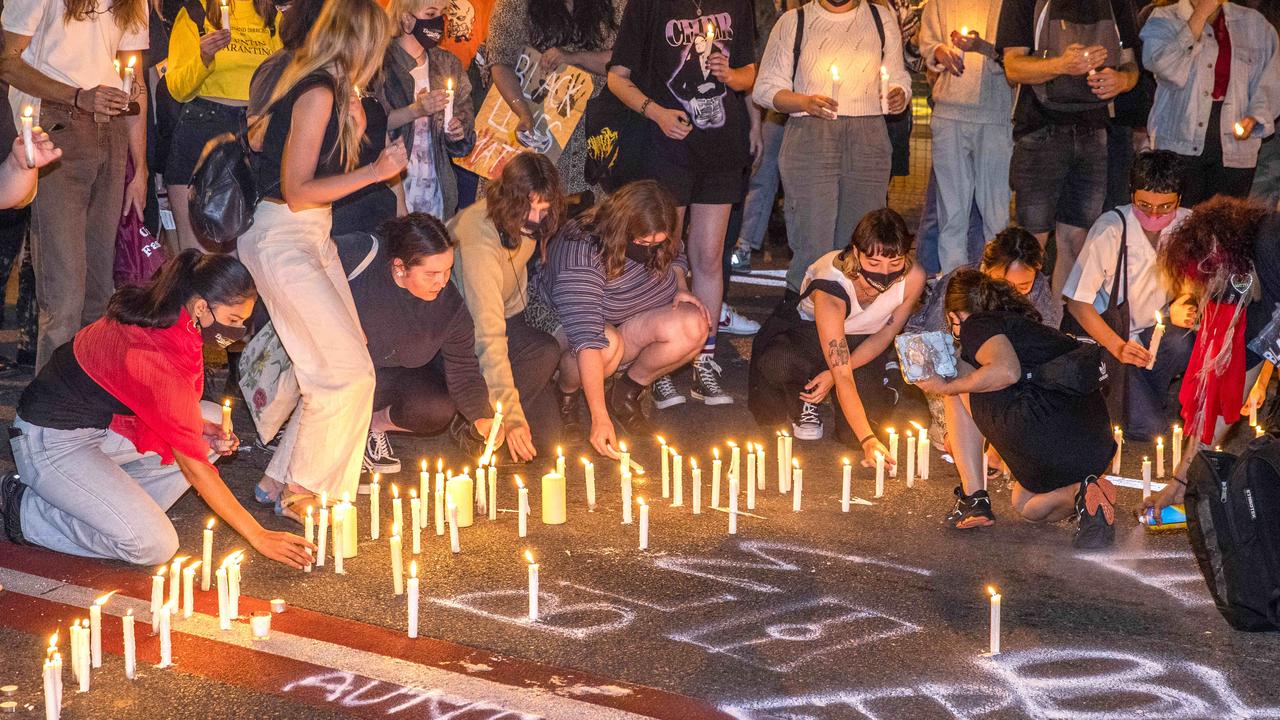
[
  {"left": 254, "top": 477, "right": 285, "bottom": 506},
  {"left": 274, "top": 490, "right": 319, "bottom": 524}
]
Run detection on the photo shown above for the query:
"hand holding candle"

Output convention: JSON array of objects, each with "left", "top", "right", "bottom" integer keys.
[
  {"left": 1146, "top": 311, "right": 1165, "bottom": 370},
  {"left": 444, "top": 77, "right": 455, "bottom": 130},
  {"left": 20, "top": 106, "right": 34, "bottom": 168}
]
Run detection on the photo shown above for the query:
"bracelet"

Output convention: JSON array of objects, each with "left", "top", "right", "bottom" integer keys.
[
  {"left": 73, "top": 88, "right": 82, "bottom": 111},
  {"left": 1174, "top": 476, "right": 1187, "bottom": 487},
  {"left": 858, "top": 433, "right": 876, "bottom": 446},
  {"left": 639, "top": 98, "right": 652, "bottom": 117}
]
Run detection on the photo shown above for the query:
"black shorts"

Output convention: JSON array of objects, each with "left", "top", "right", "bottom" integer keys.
[
  {"left": 164, "top": 98, "right": 248, "bottom": 186},
  {"left": 633, "top": 123, "right": 749, "bottom": 207}
]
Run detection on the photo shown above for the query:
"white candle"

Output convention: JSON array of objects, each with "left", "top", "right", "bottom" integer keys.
[
  {"left": 915, "top": 423, "right": 931, "bottom": 480},
  {"left": 791, "top": 459, "right": 803, "bottom": 512},
  {"left": 200, "top": 519, "right": 215, "bottom": 589},
  {"left": 1142, "top": 456, "right": 1152, "bottom": 501},
  {"left": 517, "top": 477, "right": 529, "bottom": 537},
  {"left": 711, "top": 448, "right": 722, "bottom": 508},
  {"left": 621, "top": 470, "right": 633, "bottom": 525},
  {"left": 419, "top": 459, "right": 430, "bottom": 505},
  {"left": 619, "top": 441, "right": 630, "bottom": 482},
  {"left": 370, "top": 475, "right": 381, "bottom": 540},
  {"left": 672, "top": 450, "right": 684, "bottom": 507},
  {"left": 228, "top": 552, "right": 242, "bottom": 617},
  {"left": 888, "top": 427, "right": 899, "bottom": 477},
  {"left": 556, "top": 445, "right": 566, "bottom": 479},
  {"left": 182, "top": 563, "right": 198, "bottom": 619},
  {"left": 1173, "top": 424, "right": 1183, "bottom": 471},
  {"left": 122, "top": 55, "right": 136, "bottom": 97},
  {"left": 1156, "top": 437, "right": 1165, "bottom": 478},
  {"left": 150, "top": 568, "right": 165, "bottom": 633},
  {"left": 875, "top": 451, "right": 885, "bottom": 498},
  {"left": 158, "top": 603, "right": 173, "bottom": 667},
  {"left": 90, "top": 592, "right": 113, "bottom": 668},
  {"left": 755, "top": 443, "right": 766, "bottom": 490},
  {"left": 1250, "top": 402, "right": 1258, "bottom": 428},
  {"left": 434, "top": 473, "right": 445, "bottom": 536},
  {"left": 783, "top": 433, "right": 793, "bottom": 491},
  {"left": 391, "top": 483, "right": 403, "bottom": 540},
  {"left": 73, "top": 622, "right": 88, "bottom": 692},
  {"left": 776, "top": 433, "right": 786, "bottom": 493},
  {"left": 637, "top": 497, "right": 649, "bottom": 550},
  {"left": 658, "top": 436, "right": 670, "bottom": 499},
  {"left": 728, "top": 474, "right": 739, "bottom": 535},
  {"left": 745, "top": 445, "right": 756, "bottom": 510},
  {"left": 1112, "top": 426, "right": 1123, "bottom": 475},
  {"left": 542, "top": 471, "right": 567, "bottom": 524},
  {"left": 982, "top": 448, "right": 989, "bottom": 491},
  {"left": 390, "top": 530, "right": 404, "bottom": 596},
  {"left": 906, "top": 432, "right": 916, "bottom": 488},
  {"left": 333, "top": 510, "right": 345, "bottom": 574},
  {"left": 829, "top": 64, "right": 842, "bottom": 108},
  {"left": 988, "top": 587, "right": 1001, "bottom": 655},
  {"left": 448, "top": 501, "right": 461, "bottom": 553},
  {"left": 270, "top": 598, "right": 286, "bottom": 613},
  {"left": 302, "top": 507, "right": 314, "bottom": 573},
  {"left": 525, "top": 551, "right": 539, "bottom": 621},
  {"left": 216, "top": 566, "right": 230, "bottom": 630},
  {"left": 339, "top": 493, "right": 358, "bottom": 556},
  {"left": 475, "top": 465, "right": 486, "bottom": 516},
  {"left": 410, "top": 492, "right": 422, "bottom": 555},
  {"left": 221, "top": 398, "right": 232, "bottom": 437},
  {"left": 250, "top": 612, "right": 271, "bottom": 640},
  {"left": 122, "top": 613, "right": 135, "bottom": 680},
  {"left": 20, "top": 107, "right": 33, "bottom": 168},
  {"left": 841, "top": 458, "right": 852, "bottom": 512},
  {"left": 317, "top": 494, "right": 329, "bottom": 567},
  {"left": 729, "top": 441, "right": 741, "bottom": 488},
  {"left": 51, "top": 650, "right": 63, "bottom": 708},
  {"left": 219, "top": 0, "right": 228, "bottom": 27},
  {"left": 407, "top": 561, "right": 419, "bottom": 639},
  {"left": 446, "top": 473, "right": 474, "bottom": 528},
  {"left": 444, "top": 77, "right": 455, "bottom": 130},
  {"left": 692, "top": 459, "right": 702, "bottom": 514},
  {"left": 168, "top": 556, "right": 185, "bottom": 614},
  {"left": 488, "top": 464, "right": 498, "bottom": 520},
  {"left": 879, "top": 65, "right": 890, "bottom": 114},
  {"left": 480, "top": 401, "right": 503, "bottom": 466},
  {"left": 1146, "top": 311, "right": 1165, "bottom": 370},
  {"left": 582, "top": 458, "right": 596, "bottom": 511}
]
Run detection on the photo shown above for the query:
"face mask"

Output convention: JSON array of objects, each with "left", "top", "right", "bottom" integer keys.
[
  {"left": 522, "top": 217, "right": 545, "bottom": 237},
  {"left": 1132, "top": 205, "right": 1177, "bottom": 233},
  {"left": 859, "top": 267, "right": 907, "bottom": 292},
  {"left": 624, "top": 241, "right": 655, "bottom": 265},
  {"left": 200, "top": 312, "right": 247, "bottom": 349},
  {"left": 411, "top": 16, "right": 445, "bottom": 50},
  {"left": 826, "top": 0, "right": 855, "bottom": 6}
]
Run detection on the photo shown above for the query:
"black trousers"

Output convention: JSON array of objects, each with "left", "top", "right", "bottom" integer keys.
[
  {"left": 748, "top": 308, "right": 927, "bottom": 445},
  {"left": 1178, "top": 102, "right": 1257, "bottom": 207}
]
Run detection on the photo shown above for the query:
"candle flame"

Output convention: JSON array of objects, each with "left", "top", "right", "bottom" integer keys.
[
  {"left": 437, "top": 458, "right": 443, "bottom": 471},
  {"left": 421, "top": 459, "right": 427, "bottom": 472},
  {"left": 706, "top": 21, "right": 715, "bottom": 41},
  {"left": 880, "top": 65, "right": 889, "bottom": 80},
  {"left": 50, "top": 632, "right": 58, "bottom": 648},
  {"left": 447, "top": 77, "right": 454, "bottom": 93},
  {"left": 656, "top": 435, "right": 666, "bottom": 446},
  {"left": 410, "top": 488, "right": 417, "bottom": 499},
  {"left": 306, "top": 505, "right": 313, "bottom": 518},
  {"left": 1155, "top": 310, "right": 1163, "bottom": 326},
  {"left": 987, "top": 585, "right": 999, "bottom": 597},
  {"left": 114, "top": 59, "right": 120, "bottom": 73},
  {"left": 691, "top": 458, "right": 698, "bottom": 469},
  {"left": 392, "top": 484, "right": 399, "bottom": 499},
  {"left": 515, "top": 475, "right": 525, "bottom": 489},
  {"left": 207, "top": 518, "right": 216, "bottom": 530},
  {"left": 792, "top": 457, "right": 800, "bottom": 468},
  {"left": 581, "top": 457, "right": 592, "bottom": 468},
  {"left": 830, "top": 64, "right": 840, "bottom": 82},
  {"left": 155, "top": 566, "right": 167, "bottom": 578},
  {"left": 223, "top": 398, "right": 231, "bottom": 410},
  {"left": 186, "top": 561, "right": 201, "bottom": 572},
  {"left": 619, "top": 441, "right": 628, "bottom": 452},
  {"left": 1157, "top": 436, "right": 1164, "bottom": 445},
  {"left": 95, "top": 590, "right": 118, "bottom": 606},
  {"left": 409, "top": 560, "right": 417, "bottom": 578},
  {"left": 1235, "top": 121, "right": 1246, "bottom": 137},
  {"left": 524, "top": 550, "right": 535, "bottom": 564},
  {"left": 727, "top": 440, "right": 737, "bottom": 448},
  {"left": 391, "top": 522, "right": 399, "bottom": 537},
  {"left": 960, "top": 25, "right": 970, "bottom": 35},
  {"left": 637, "top": 496, "right": 646, "bottom": 506},
  {"left": 842, "top": 457, "right": 850, "bottom": 466},
  {"left": 713, "top": 447, "right": 720, "bottom": 459},
  {"left": 321, "top": 492, "right": 328, "bottom": 506},
  {"left": 23, "top": 105, "right": 33, "bottom": 119},
  {"left": 910, "top": 420, "right": 925, "bottom": 432},
  {"left": 557, "top": 445, "right": 563, "bottom": 457},
  {"left": 342, "top": 492, "right": 351, "bottom": 503}
]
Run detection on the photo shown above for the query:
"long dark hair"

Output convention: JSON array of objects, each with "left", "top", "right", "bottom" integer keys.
[
  {"left": 380, "top": 213, "right": 455, "bottom": 266},
  {"left": 584, "top": 180, "right": 678, "bottom": 280},
  {"left": 107, "top": 250, "right": 257, "bottom": 328},
  {"left": 528, "top": 0, "right": 617, "bottom": 52},
  {"left": 982, "top": 227, "right": 1043, "bottom": 272},
  {"left": 485, "top": 152, "right": 566, "bottom": 249},
  {"left": 279, "top": 0, "right": 324, "bottom": 49},
  {"left": 944, "top": 269, "right": 1041, "bottom": 322}
]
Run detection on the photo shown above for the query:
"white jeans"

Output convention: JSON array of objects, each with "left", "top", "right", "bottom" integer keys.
[
  {"left": 931, "top": 116, "right": 1012, "bottom": 274},
  {"left": 237, "top": 202, "right": 374, "bottom": 497}
]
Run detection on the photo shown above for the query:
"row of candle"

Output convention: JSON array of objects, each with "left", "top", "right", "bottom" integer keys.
[{"left": 1114, "top": 423, "right": 1186, "bottom": 480}]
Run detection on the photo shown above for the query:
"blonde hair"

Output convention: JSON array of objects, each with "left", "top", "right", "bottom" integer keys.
[
  {"left": 263, "top": 0, "right": 391, "bottom": 170},
  {"left": 385, "top": 0, "right": 447, "bottom": 37}
]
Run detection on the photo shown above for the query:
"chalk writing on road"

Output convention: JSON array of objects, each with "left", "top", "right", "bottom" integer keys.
[
  {"left": 1074, "top": 549, "right": 1213, "bottom": 608},
  {"left": 282, "top": 671, "right": 541, "bottom": 719}
]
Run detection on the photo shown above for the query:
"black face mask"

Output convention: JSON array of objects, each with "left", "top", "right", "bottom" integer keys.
[
  {"left": 859, "top": 267, "right": 907, "bottom": 293},
  {"left": 826, "top": 0, "right": 855, "bottom": 6},
  {"left": 522, "top": 217, "right": 545, "bottom": 237},
  {"left": 624, "top": 240, "right": 655, "bottom": 265},
  {"left": 411, "top": 16, "right": 445, "bottom": 51},
  {"left": 200, "top": 313, "right": 247, "bottom": 348}
]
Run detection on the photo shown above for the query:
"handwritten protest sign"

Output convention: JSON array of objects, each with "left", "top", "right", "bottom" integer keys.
[{"left": 455, "top": 46, "right": 594, "bottom": 180}]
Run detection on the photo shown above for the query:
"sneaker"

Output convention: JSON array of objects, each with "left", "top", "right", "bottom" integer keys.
[
  {"left": 1073, "top": 475, "right": 1116, "bottom": 549},
  {"left": 730, "top": 243, "right": 752, "bottom": 272},
  {"left": 690, "top": 356, "right": 734, "bottom": 405},
  {"left": 1, "top": 472, "right": 28, "bottom": 544},
  {"left": 946, "top": 486, "right": 995, "bottom": 529},
  {"left": 651, "top": 374, "right": 686, "bottom": 409},
  {"left": 792, "top": 401, "right": 824, "bottom": 440},
  {"left": 363, "top": 429, "right": 402, "bottom": 474},
  {"left": 253, "top": 431, "right": 283, "bottom": 454},
  {"left": 448, "top": 414, "right": 487, "bottom": 459},
  {"left": 719, "top": 304, "right": 761, "bottom": 335}
]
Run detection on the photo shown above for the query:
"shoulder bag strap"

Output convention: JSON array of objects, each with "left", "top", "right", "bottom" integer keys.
[
  {"left": 870, "top": 2, "right": 885, "bottom": 61},
  {"left": 1108, "top": 208, "right": 1128, "bottom": 310},
  {"left": 791, "top": 5, "right": 806, "bottom": 85},
  {"left": 347, "top": 233, "right": 380, "bottom": 281}
]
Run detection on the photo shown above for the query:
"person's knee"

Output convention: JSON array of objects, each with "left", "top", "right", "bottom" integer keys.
[
  {"left": 671, "top": 304, "right": 709, "bottom": 350},
  {"left": 124, "top": 520, "right": 180, "bottom": 566}
]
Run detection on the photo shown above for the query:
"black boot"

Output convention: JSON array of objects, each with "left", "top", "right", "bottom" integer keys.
[
  {"left": 1, "top": 472, "right": 28, "bottom": 544},
  {"left": 448, "top": 414, "right": 486, "bottom": 458},
  {"left": 607, "top": 373, "right": 654, "bottom": 437},
  {"left": 557, "top": 388, "right": 584, "bottom": 436}
]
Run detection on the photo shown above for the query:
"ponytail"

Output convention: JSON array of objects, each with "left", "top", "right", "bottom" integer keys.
[
  {"left": 107, "top": 249, "right": 257, "bottom": 328},
  {"left": 944, "top": 268, "right": 1041, "bottom": 323}
]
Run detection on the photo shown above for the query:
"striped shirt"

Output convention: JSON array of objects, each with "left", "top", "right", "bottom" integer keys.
[{"left": 538, "top": 219, "right": 688, "bottom": 353}]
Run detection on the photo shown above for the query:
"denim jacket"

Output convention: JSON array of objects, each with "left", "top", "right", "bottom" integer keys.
[{"left": 1141, "top": 0, "right": 1279, "bottom": 168}]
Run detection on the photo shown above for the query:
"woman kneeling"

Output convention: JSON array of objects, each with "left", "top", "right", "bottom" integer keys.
[{"left": 915, "top": 270, "right": 1118, "bottom": 549}]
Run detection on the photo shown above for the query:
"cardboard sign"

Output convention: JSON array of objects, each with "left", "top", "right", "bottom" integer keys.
[{"left": 455, "top": 46, "right": 594, "bottom": 180}]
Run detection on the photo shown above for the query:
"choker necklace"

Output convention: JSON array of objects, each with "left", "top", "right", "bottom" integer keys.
[{"left": 691, "top": 0, "right": 703, "bottom": 17}]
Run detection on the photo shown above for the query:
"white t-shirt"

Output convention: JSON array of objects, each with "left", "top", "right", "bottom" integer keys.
[
  {"left": 3, "top": 0, "right": 149, "bottom": 122},
  {"left": 797, "top": 250, "right": 906, "bottom": 335},
  {"left": 1062, "top": 204, "right": 1192, "bottom": 335},
  {"left": 403, "top": 61, "right": 443, "bottom": 218}
]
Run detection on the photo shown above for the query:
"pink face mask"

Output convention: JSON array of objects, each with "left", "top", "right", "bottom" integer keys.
[{"left": 1133, "top": 205, "right": 1177, "bottom": 233}]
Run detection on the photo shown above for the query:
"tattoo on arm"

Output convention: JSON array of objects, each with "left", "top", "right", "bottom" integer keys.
[{"left": 827, "top": 339, "right": 850, "bottom": 368}]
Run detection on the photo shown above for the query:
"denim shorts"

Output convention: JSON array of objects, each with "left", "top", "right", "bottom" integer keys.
[
  {"left": 1009, "top": 124, "right": 1108, "bottom": 233},
  {"left": 164, "top": 98, "right": 248, "bottom": 185}
]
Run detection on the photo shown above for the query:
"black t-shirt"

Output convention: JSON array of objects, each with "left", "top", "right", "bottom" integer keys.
[
  {"left": 17, "top": 342, "right": 133, "bottom": 430},
  {"left": 256, "top": 72, "right": 343, "bottom": 201},
  {"left": 959, "top": 311, "right": 1079, "bottom": 371},
  {"left": 995, "top": 0, "right": 1140, "bottom": 137},
  {"left": 608, "top": 0, "right": 756, "bottom": 165}
]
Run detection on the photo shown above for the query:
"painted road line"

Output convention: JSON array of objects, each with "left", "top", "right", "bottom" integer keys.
[
  {"left": 1104, "top": 475, "right": 1169, "bottom": 492},
  {"left": 729, "top": 275, "right": 786, "bottom": 288}
]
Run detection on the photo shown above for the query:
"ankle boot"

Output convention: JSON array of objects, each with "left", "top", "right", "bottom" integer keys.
[
  {"left": 607, "top": 375, "right": 654, "bottom": 437},
  {"left": 557, "top": 388, "right": 584, "bottom": 435}
]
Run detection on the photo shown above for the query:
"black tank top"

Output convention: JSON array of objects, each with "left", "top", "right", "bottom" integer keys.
[{"left": 256, "top": 71, "right": 344, "bottom": 202}]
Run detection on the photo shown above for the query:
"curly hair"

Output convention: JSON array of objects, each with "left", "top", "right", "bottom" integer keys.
[
  {"left": 944, "top": 268, "right": 1041, "bottom": 323},
  {"left": 1158, "top": 196, "right": 1269, "bottom": 294},
  {"left": 484, "top": 153, "right": 566, "bottom": 249},
  {"left": 584, "top": 180, "right": 678, "bottom": 280}
]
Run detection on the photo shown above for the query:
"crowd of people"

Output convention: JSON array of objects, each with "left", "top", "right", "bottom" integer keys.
[{"left": 1, "top": 0, "right": 1279, "bottom": 565}]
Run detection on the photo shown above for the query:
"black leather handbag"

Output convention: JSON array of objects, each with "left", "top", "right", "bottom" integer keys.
[{"left": 188, "top": 130, "right": 259, "bottom": 249}]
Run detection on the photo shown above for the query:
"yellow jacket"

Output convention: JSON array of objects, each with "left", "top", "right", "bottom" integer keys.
[{"left": 166, "top": 1, "right": 281, "bottom": 103}]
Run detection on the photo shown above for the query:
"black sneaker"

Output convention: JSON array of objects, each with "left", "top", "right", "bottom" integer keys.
[
  {"left": 607, "top": 376, "right": 655, "bottom": 437},
  {"left": 1073, "top": 474, "right": 1116, "bottom": 549},
  {"left": 254, "top": 430, "right": 283, "bottom": 454},
  {"left": 1, "top": 472, "right": 28, "bottom": 544},
  {"left": 363, "top": 429, "right": 402, "bottom": 474},
  {"left": 448, "top": 414, "right": 486, "bottom": 458},
  {"left": 690, "top": 355, "right": 734, "bottom": 406},
  {"left": 557, "top": 388, "right": 584, "bottom": 435},
  {"left": 946, "top": 486, "right": 995, "bottom": 529}
]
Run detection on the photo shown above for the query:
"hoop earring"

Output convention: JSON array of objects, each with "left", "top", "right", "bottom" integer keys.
[{"left": 188, "top": 316, "right": 200, "bottom": 332}]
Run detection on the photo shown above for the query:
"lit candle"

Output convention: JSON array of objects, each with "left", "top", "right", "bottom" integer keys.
[
  {"left": 474, "top": 465, "right": 486, "bottom": 516},
  {"left": 1142, "top": 456, "right": 1152, "bottom": 501},
  {"left": 1251, "top": 399, "right": 1259, "bottom": 428},
  {"left": 410, "top": 490, "right": 422, "bottom": 555},
  {"left": 1235, "top": 121, "right": 1247, "bottom": 139},
  {"left": 370, "top": 474, "right": 381, "bottom": 540},
  {"left": 1146, "top": 311, "right": 1165, "bottom": 370},
  {"left": 745, "top": 444, "right": 756, "bottom": 510},
  {"left": 201, "top": 519, "right": 214, "bottom": 590},
  {"left": 444, "top": 77, "right": 455, "bottom": 130},
  {"left": 333, "top": 510, "right": 345, "bottom": 574},
  {"left": 488, "top": 464, "right": 497, "bottom": 520},
  {"left": 875, "top": 451, "right": 885, "bottom": 498},
  {"left": 960, "top": 25, "right": 971, "bottom": 36},
  {"left": 479, "top": 401, "right": 502, "bottom": 465},
  {"left": 776, "top": 432, "right": 786, "bottom": 492},
  {"left": 542, "top": 471, "right": 567, "bottom": 524},
  {"left": 755, "top": 443, "right": 766, "bottom": 491},
  {"left": 619, "top": 441, "right": 630, "bottom": 481},
  {"left": 728, "top": 472, "right": 739, "bottom": 535},
  {"left": 879, "top": 65, "right": 890, "bottom": 114},
  {"left": 446, "top": 473, "right": 475, "bottom": 527},
  {"left": 74, "top": 620, "right": 89, "bottom": 691},
  {"left": 988, "top": 586, "right": 1001, "bottom": 655},
  {"left": 791, "top": 458, "right": 803, "bottom": 512},
  {"left": 516, "top": 476, "right": 529, "bottom": 537},
  {"left": 250, "top": 612, "right": 271, "bottom": 640},
  {"left": 729, "top": 441, "right": 741, "bottom": 487},
  {"left": 672, "top": 449, "right": 684, "bottom": 507},
  {"left": 317, "top": 493, "right": 329, "bottom": 567},
  {"left": 89, "top": 592, "right": 115, "bottom": 668},
  {"left": 150, "top": 568, "right": 165, "bottom": 633},
  {"left": 638, "top": 497, "right": 649, "bottom": 550},
  {"left": 216, "top": 564, "right": 230, "bottom": 630},
  {"left": 434, "top": 471, "right": 445, "bottom": 536},
  {"left": 582, "top": 458, "right": 596, "bottom": 511},
  {"left": 913, "top": 422, "right": 931, "bottom": 480},
  {"left": 42, "top": 642, "right": 56, "bottom": 720},
  {"left": 20, "top": 107, "right": 33, "bottom": 168},
  {"left": 182, "top": 563, "right": 198, "bottom": 619},
  {"left": 447, "top": 500, "right": 461, "bottom": 553},
  {"left": 227, "top": 551, "right": 242, "bottom": 617},
  {"left": 121, "top": 612, "right": 135, "bottom": 680},
  {"left": 1257, "top": 424, "right": 1266, "bottom": 438},
  {"left": 219, "top": 0, "right": 229, "bottom": 27},
  {"left": 621, "top": 468, "right": 633, "bottom": 525},
  {"left": 906, "top": 431, "right": 917, "bottom": 487},
  {"left": 711, "top": 447, "right": 722, "bottom": 508},
  {"left": 158, "top": 603, "right": 173, "bottom": 668},
  {"left": 887, "top": 427, "right": 899, "bottom": 477},
  {"left": 692, "top": 458, "right": 702, "bottom": 514},
  {"left": 705, "top": 20, "right": 715, "bottom": 46},
  {"left": 556, "top": 445, "right": 566, "bottom": 479},
  {"left": 1156, "top": 436, "right": 1165, "bottom": 478},
  {"left": 1112, "top": 426, "right": 1123, "bottom": 475},
  {"left": 419, "top": 459, "right": 430, "bottom": 504},
  {"left": 829, "top": 64, "right": 842, "bottom": 107},
  {"left": 122, "top": 55, "right": 136, "bottom": 97},
  {"left": 783, "top": 432, "right": 793, "bottom": 490},
  {"left": 525, "top": 550, "right": 539, "bottom": 621},
  {"left": 841, "top": 457, "right": 852, "bottom": 512},
  {"left": 1173, "top": 424, "right": 1183, "bottom": 470},
  {"left": 221, "top": 398, "right": 232, "bottom": 437},
  {"left": 407, "top": 561, "right": 419, "bottom": 639},
  {"left": 390, "top": 482, "right": 402, "bottom": 539},
  {"left": 658, "top": 436, "right": 670, "bottom": 499},
  {"left": 168, "top": 556, "right": 186, "bottom": 614},
  {"left": 390, "top": 527, "right": 404, "bottom": 596}
]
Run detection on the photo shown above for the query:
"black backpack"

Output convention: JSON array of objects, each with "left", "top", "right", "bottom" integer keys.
[
  {"left": 188, "top": 130, "right": 259, "bottom": 248},
  {"left": 1185, "top": 439, "right": 1280, "bottom": 631}
]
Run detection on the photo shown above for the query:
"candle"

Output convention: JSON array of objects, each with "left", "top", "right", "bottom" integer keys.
[
  {"left": 228, "top": 551, "right": 242, "bottom": 617},
  {"left": 692, "top": 458, "right": 702, "bottom": 514},
  {"left": 555, "top": 445, "right": 566, "bottom": 479},
  {"left": 728, "top": 473, "right": 739, "bottom": 535},
  {"left": 434, "top": 472, "right": 445, "bottom": 536},
  {"left": 1172, "top": 424, "right": 1183, "bottom": 470},
  {"left": 270, "top": 598, "right": 286, "bottom": 613},
  {"left": 888, "top": 427, "right": 899, "bottom": 477},
  {"left": 474, "top": 465, "right": 486, "bottom": 516},
  {"left": 619, "top": 441, "right": 631, "bottom": 481},
  {"left": 150, "top": 568, "right": 165, "bottom": 633},
  {"left": 221, "top": 398, "right": 232, "bottom": 437},
  {"left": 1146, "top": 311, "right": 1165, "bottom": 370},
  {"left": 637, "top": 497, "right": 651, "bottom": 550},
  {"left": 1251, "top": 401, "right": 1259, "bottom": 428},
  {"left": 407, "top": 561, "right": 420, "bottom": 639},
  {"left": 1142, "top": 456, "right": 1152, "bottom": 501},
  {"left": 879, "top": 65, "right": 890, "bottom": 114},
  {"left": 446, "top": 474, "right": 475, "bottom": 527},
  {"left": 479, "top": 401, "right": 502, "bottom": 465},
  {"left": 875, "top": 451, "right": 885, "bottom": 498},
  {"left": 791, "top": 458, "right": 803, "bottom": 512},
  {"left": 390, "top": 482, "right": 402, "bottom": 540},
  {"left": 447, "top": 500, "right": 461, "bottom": 553},
  {"left": 301, "top": 509, "right": 314, "bottom": 572},
  {"left": 121, "top": 613, "right": 135, "bottom": 680},
  {"left": 370, "top": 475, "right": 381, "bottom": 540},
  {"left": 219, "top": 0, "right": 229, "bottom": 27},
  {"left": 42, "top": 646, "right": 57, "bottom": 720},
  {"left": 525, "top": 550, "right": 539, "bottom": 621},
  {"left": 419, "top": 459, "right": 430, "bottom": 504},
  {"left": 74, "top": 621, "right": 89, "bottom": 691},
  {"left": 705, "top": 20, "right": 715, "bottom": 45},
  {"left": 89, "top": 592, "right": 114, "bottom": 668},
  {"left": 516, "top": 476, "right": 529, "bottom": 537},
  {"left": 444, "top": 77, "right": 455, "bottom": 130},
  {"left": 122, "top": 55, "right": 136, "bottom": 97},
  {"left": 250, "top": 612, "right": 271, "bottom": 640},
  {"left": 745, "top": 445, "right": 756, "bottom": 510},
  {"left": 729, "top": 441, "right": 742, "bottom": 488},
  {"left": 1235, "top": 121, "right": 1247, "bottom": 139},
  {"left": 1156, "top": 437, "right": 1165, "bottom": 478},
  {"left": 333, "top": 510, "right": 345, "bottom": 574},
  {"left": 201, "top": 519, "right": 215, "bottom": 589},
  {"left": 182, "top": 563, "right": 198, "bottom": 618},
  {"left": 621, "top": 469, "right": 633, "bottom": 525},
  {"left": 216, "top": 565, "right": 230, "bottom": 630},
  {"left": 582, "top": 458, "right": 596, "bottom": 511},
  {"left": 168, "top": 556, "right": 185, "bottom": 614},
  {"left": 755, "top": 443, "right": 766, "bottom": 490},
  {"left": 906, "top": 432, "right": 917, "bottom": 487},
  {"left": 317, "top": 493, "right": 329, "bottom": 567},
  {"left": 158, "top": 603, "right": 173, "bottom": 668},
  {"left": 410, "top": 491, "right": 422, "bottom": 554},
  {"left": 988, "top": 587, "right": 1002, "bottom": 655},
  {"left": 658, "top": 436, "right": 670, "bottom": 499},
  {"left": 776, "top": 432, "right": 786, "bottom": 493},
  {"left": 915, "top": 422, "right": 931, "bottom": 480},
  {"left": 982, "top": 448, "right": 989, "bottom": 491},
  {"left": 1258, "top": 424, "right": 1266, "bottom": 437},
  {"left": 829, "top": 64, "right": 842, "bottom": 107},
  {"left": 390, "top": 528, "right": 404, "bottom": 596},
  {"left": 488, "top": 464, "right": 497, "bottom": 520},
  {"left": 338, "top": 493, "right": 358, "bottom": 557},
  {"left": 711, "top": 447, "right": 722, "bottom": 508},
  {"left": 542, "top": 471, "right": 567, "bottom": 524},
  {"left": 672, "top": 450, "right": 684, "bottom": 507},
  {"left": 841, "top": 457, "right": 852, "bottom": 512},
  {"left": 20, "top": 107, "right": 33, "bottom": 168},
  {"left": 1112, "top": 426, "right": 1123, "bottom": 475},
  {"left": 783, "top": 432, "right": 792, "bottom": 490}
]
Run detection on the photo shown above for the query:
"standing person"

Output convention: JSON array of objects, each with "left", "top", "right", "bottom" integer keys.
[
  {"left": 245, "top": 0, "right": 322, "bottom": 117},
  {"left": 3, "top": 251, "right": 314, "bottom": 568},
  {"left": 449, "top": 152, "right": 565, "bottom": 462},
  {"left": 914, "top": 270, "right": 1118, "bottom": 548},
  {"left": 607, "top": 0, "right": 757, "bottom": 408},
  {"left": 238, "top": 0, "right": 408, "bottom": 519},
  {"left": 918, "top": 0, "right": 1012, "bottom": 274},
  {"left": 753, "top": 0, "right": 911, "bottom": 294},
  {"left": 488, "top": 0, "right": 623, "bottom": 195},
  {"left": 382, "top": 0, "right": 475, "bottom": 222},
  {"left": 1064, "top": 150, "right": 1197, "bottom": 441},
  {"left": 1243, "top": 0, "right": 1280, "bottom": 209},
  {"left": 1, "top": 0, "right": 151, "bottom": 371},
  {"left": 164, "top": 0, "right": 281, "bottom": 250},
  {"left": 529, "top": 180, "right": 710, "bottom": 456},
  {"left": 996, "top": 0, "right": 1141, "bottom": 295},
  {"left": 1142, "top": 0, "right": 1279, "bottom": 207}
]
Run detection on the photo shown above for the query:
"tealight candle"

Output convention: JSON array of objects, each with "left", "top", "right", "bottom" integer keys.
[
  {"left": 251, "top": 611, "right": 271, "bottom": 640},
  {"left": 1235, "top": 121, "right": 1247, "bottom": 139},
  {"left": 270, "top": 598, "right": 286, "bottom": 613},
  {"left": 525, "top": 551, "right": 539, "bottom": 621},
  {"left": 637, "top": 497, "right": 649, "bottom": 550}
]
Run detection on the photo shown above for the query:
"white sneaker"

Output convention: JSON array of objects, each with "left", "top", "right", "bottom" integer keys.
[
  {"left": 792, "top": 401, "right": 824, "bottom": 440},
  {"left": 719, "top": 304, "right": 761, "bottom": 335},
  {"left": 691, "top": 356, "right": 734, "bottom": 405},
  {"left": 651, "top": 374, "right": 686, "bottom": 409},
  {"left": 362, "top": 429, "right": 402, "bottom": 474}
]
